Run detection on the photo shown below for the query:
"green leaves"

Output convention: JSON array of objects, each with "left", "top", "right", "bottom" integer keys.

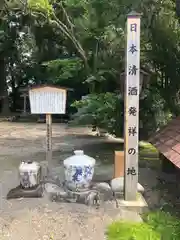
[
  {"left": 107, "top": 221, "right": 160, "bottom": 240},
  {"left": 143, "top": 211, "right": 180, "bottom": 240},
  {"left": 71, "top": 93, "right": 123, "bottom": 136},
  {"left": 28, "top": 0, "right": 53, "bottom": 16},
  {"left": 42, "top": 58, "right": 83, "bottom": 83},
  {"left": 107, "top": 211, "right": 180, "bottom": 240}
]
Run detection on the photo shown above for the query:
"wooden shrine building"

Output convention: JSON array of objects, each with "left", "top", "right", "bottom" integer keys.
[
  {"left": 19, "top": 86, "right": 30, "bottom": 115},
  {"left": 150, "top": 116, "right": 180, "bottom": 172}
]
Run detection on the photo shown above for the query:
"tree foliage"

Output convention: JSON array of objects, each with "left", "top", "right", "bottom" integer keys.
[{"left": 0, "top": 0, "right": 179, "bottom": 136}]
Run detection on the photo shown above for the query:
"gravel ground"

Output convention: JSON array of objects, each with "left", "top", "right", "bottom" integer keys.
[
  {"left": 0, "top": 122, "right": 143, "bottom": 240},
  {"left": 0, "top": 203, "right": 142, "bottom": 240},
  {"left": 2, "top": 122, "right": 174, "bottom": 239}
]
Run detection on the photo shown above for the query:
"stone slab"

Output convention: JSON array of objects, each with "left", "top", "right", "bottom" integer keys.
[
  {"left": 120, "top": 209, "right": 143, "bottom": 222},
  {"left": 116, "top": 193, "right": 148, "bottom": 214}
]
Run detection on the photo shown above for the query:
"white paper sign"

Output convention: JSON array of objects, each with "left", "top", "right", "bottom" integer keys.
[{"left": 29, "top": 86, "right": 67, "bottom": 114}]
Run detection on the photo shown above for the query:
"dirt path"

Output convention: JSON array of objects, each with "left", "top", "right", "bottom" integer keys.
[{"left": 0, "top": 123, "right": 100, "bottom": 167}]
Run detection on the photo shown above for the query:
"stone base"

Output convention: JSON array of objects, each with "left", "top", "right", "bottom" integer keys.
[
  {"left": 116, "top": 193, "right": 148, "bottom": 214},
  {"left": 6, "top": 184, "right": 44, "bottom": 199},
  {"left": 120, "top": 209, "right": 143, "bottom": 222},
  {"left": 45, "top": 182, "right": 101, "bottom": 207}
]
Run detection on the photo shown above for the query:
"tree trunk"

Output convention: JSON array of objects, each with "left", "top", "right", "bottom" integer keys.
[
  {"left": 11, "top": 72, "right": 17, "bottom": 112},
  {"left": 0, "top": 58, "right": 10, "bottom": 116}
]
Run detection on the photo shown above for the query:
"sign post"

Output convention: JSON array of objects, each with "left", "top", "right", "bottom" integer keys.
[
  {"left": 124, "top": 11, "right": 141, "bottom": 201},
  {"left": 46, "top": 114, "right": 52, "bottom": 172},
  {"left": 29, "top": 85, "right": 67, "bottom": 176}
]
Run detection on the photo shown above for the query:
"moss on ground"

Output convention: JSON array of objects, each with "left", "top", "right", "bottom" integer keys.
[
  {"left": 139, "top": 141, "right": 158, "bottom": 156},
  {"left": 138, "top": 141, "right": 159, "bottom": 169}
]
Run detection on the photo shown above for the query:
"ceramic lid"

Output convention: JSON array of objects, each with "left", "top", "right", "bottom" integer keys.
[
  {"left": 19, "top": 161, "right": 40, "bottom": 172},
  {"left": 63, "top": 150, "right": 95, "bottom": 166}
]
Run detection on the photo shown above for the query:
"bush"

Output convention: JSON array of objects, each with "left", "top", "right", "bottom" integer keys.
[
  {"left": 107, "top": 211, "right": 180, "bottom": 240},
  {"left": 71, "top": 89, "right": 172, "bottom": 138},
  {"left": 71, "top": 92, "right": 124, "bottom": 137},
  {"left": 107, "top": 221, "right": 160, "bottom": 240},
  {"left": 143, "top": 211, "right": 180, "bottom": 240}
]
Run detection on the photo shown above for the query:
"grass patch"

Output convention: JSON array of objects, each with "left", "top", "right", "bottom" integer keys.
[
  {"left": 107, "top": 221, "right": 160, "bottom": 240},
  {"left": 107, "top": 211, "right": 180, "bottom": 240}
]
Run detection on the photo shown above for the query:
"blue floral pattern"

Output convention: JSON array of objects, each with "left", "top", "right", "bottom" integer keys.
[
  {"left": 84, "top": 166, "right": 92, "bottom": 179},
  {"left": 64, "top": 164, "right": 95, "bottom": 191},
  {"left": 72, "top": 167, "right": 83, "bottom": 182}
]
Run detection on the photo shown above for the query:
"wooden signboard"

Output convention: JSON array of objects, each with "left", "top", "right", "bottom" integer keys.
[
  {"left": 29, "top": 85, "right": 67, "bottom": 176},
  {"left": 124, "top": 11, "right": 141, "bottom": 201},
  {"left": 29, "top": 86, "right": 67, "bottom": 114}
]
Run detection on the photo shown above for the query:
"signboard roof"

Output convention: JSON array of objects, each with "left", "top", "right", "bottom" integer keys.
[{"left": 19, "top": 84, "right": 73, "bottom": 93}]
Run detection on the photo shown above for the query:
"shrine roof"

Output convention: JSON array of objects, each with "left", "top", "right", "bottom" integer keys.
[
  {"left": 19, "top": 84, "right": 73, "bottom": 93},
  {"left": 149, "top": 116, "right": 180, "bottom": 168}
]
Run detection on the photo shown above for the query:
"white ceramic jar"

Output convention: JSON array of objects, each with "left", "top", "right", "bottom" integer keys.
[
  {"left": 19, "top": 161, "right": 41, "bottom": 188},
  {"left": 63, "top": 150, "right": 96, "bottom": 192}
]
